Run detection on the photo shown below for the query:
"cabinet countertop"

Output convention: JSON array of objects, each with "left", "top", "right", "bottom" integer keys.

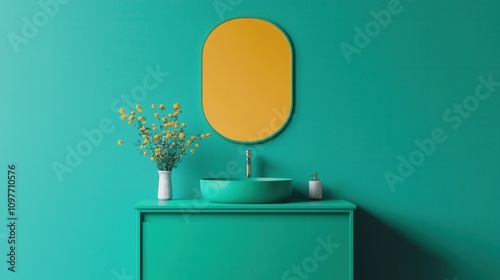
[{"left": 135, "top": 199, "right": 356, "bottom": 212}]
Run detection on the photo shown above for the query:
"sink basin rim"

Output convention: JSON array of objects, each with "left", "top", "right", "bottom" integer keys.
[
  {"left": 200, "top": 177, "right": 293, "bottom": 204},
  {"left": 200, "top": 177, "right": 292, "bottom": 182}
]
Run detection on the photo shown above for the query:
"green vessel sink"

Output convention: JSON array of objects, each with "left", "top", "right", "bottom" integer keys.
[{"left": 200, "top": 178, "right": 293, "bottom": 204}]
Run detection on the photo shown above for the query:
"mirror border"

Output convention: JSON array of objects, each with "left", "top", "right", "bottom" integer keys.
[{"left": 201, "top": 17, "right": 295, "bottom": 144}]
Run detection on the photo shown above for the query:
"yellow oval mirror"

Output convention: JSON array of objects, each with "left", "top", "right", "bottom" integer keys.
[{"left": 202, "top": 18, "right": 293, "bottom": 143}]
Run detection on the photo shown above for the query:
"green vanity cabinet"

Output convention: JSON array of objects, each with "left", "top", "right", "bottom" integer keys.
[{"left": 135, "top": 199, "right": 356, "bottom": 280}]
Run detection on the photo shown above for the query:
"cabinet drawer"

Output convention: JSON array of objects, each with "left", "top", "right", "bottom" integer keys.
[{"left": 141, "top": 213, "right": 352, "bottom": 280}]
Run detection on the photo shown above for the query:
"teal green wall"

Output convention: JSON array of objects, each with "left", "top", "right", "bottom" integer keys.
[{"left": 1, "top": 0, "right": 499, "bottom": 279}]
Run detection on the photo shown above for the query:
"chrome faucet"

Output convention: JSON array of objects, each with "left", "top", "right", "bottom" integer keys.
[{"left": 246, "top": 150, "right": 252, "bottom": 178}]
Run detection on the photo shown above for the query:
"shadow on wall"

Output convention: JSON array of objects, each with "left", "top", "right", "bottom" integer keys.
[{"left": 354, "top": 208, "right": 451, "bottom": 280}]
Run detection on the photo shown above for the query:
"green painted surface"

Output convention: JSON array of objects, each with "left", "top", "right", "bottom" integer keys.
[
  {"left": 1, "top": 1, "right": 499, "bottom": 279},
  {"left": 137, "top": 200, "right": 354, "bottom": 280}
]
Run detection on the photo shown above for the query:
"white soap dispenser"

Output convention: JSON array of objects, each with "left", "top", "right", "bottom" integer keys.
[{"left": 309, "top": 172, "right": 322, "bottom": 200}]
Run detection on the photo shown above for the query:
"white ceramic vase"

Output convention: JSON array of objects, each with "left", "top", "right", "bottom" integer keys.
[{"left": 158, "top": 170, "right": 172, "bottom": 200}]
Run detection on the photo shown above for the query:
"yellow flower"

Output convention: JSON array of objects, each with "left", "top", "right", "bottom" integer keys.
[
  {"left": 118, "top": 103, "right": 208, "bottom": 168},
  {"left": 206, "top": 133, "right": 211, "bottom": 137}
]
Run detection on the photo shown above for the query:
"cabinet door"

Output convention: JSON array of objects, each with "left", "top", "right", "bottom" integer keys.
[{"left": 142, "top": 213, "right": 352, "bottom": 280}]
